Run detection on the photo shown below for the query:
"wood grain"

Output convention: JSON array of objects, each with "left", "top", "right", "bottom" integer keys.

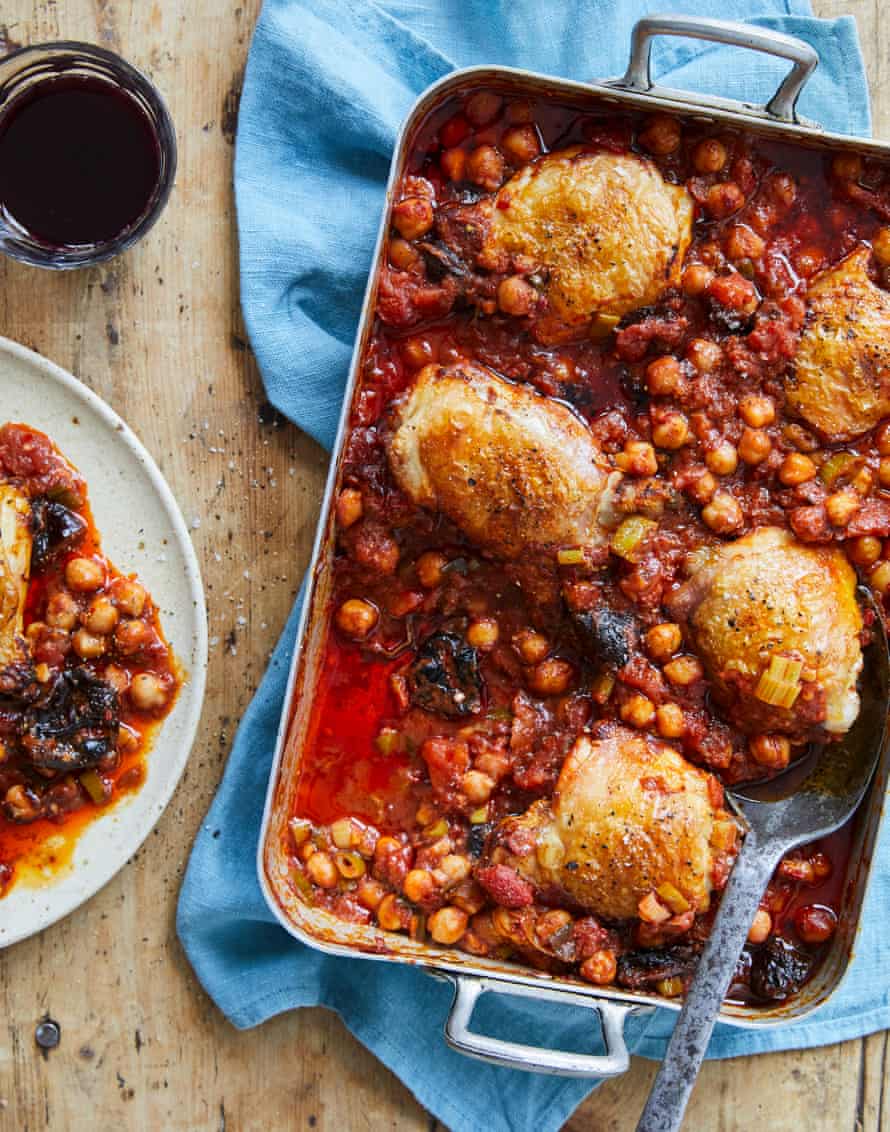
[{"left": 0, "top": 2, "right": 887, "bottom": 1129}]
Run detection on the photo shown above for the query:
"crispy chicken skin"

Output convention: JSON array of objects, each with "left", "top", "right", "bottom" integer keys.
[
  {"left": 387, "top": 361, "right": 617, "bottom": 560},
  {"left": 786, "top": 246, "right": 890, "bottom": 440},
  {"left": 0, "top": 485, "right": 31, "bottom": 667},
  {"left": 491, "top": 727, "right": 731, "bottom": 920},
  {"left": 482, "top": 148, "right": 694, "bottom": 342},
  {"left": 670, "top": 527, "right": 862, "bottom": 736}
]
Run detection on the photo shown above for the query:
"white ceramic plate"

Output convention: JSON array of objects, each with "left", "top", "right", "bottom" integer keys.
[{"left": 0, "top": 335, "right": 207, "bottom": 947}]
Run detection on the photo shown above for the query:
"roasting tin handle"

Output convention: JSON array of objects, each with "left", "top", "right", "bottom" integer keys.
[
  {"left": 616, "top": 15, "right": 819, "bottom": 124},
  {"left": 444, "top": 976, "right": 637, "bottom": 1077}
]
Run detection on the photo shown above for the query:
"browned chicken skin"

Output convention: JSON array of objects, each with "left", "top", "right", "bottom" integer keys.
[
  {"left": 489, "top": 726, "right": 735, "bottom": 921},
  {"left": 670, "top": 527, "right": 863, "bottom": 737},
  {"left": 386, "top": 361, "right": 618, "bottom": 560},
  {"left": 786, "top": 246, "right": 890, "bottom": 440}
]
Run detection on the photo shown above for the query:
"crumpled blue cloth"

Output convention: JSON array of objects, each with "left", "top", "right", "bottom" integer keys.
[{"left": 178, "top": 3, "right": 882, "bottom": 1130}]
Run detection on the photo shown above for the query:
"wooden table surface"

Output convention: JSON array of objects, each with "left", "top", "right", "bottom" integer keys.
[{"left": 1, "top": 2, "right": 888, "bottom": 1129}]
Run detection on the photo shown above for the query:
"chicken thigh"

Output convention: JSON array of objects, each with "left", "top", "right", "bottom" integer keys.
[
  {"left": 387, "top": 361, "right": 618, "bottom": 560},
  {"left": 0, "top": 485, "right": 31, "bottom": 667},
  {"left": 786, "top": 246, "right": 890, "bottom": 441},
  {"left": 488, "top": 726, "right": 735, "bottom": 921},
  {"left": 669, "top": 527, "right": 862, "bottom": 737},
  {"left": 482, "top": 148, "right": 694, "bottom": 342}
]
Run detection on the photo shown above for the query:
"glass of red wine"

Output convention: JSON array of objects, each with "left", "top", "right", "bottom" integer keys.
[{"left": 0, "top": 42, "right": 176, "bottom": 268}]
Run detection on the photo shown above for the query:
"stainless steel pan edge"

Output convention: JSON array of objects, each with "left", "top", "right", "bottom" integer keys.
[{"left": 258, "top": 16, "right": 890, "bottom": 1076}]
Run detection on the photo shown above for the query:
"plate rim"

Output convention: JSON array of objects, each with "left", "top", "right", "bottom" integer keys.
[{"left": 0, "top": 333, "right": 208, "bottom": 948}]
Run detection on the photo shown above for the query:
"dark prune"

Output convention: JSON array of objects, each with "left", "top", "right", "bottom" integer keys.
[
  {"left": 466, "top": 821, "right": 494, "bottom": 859},
  {"left": 748, "top": 936, "right": 813, "bottom": 1001},
  {"left": 573, "top": 607, "right": 639, "bottom": 669},
  {"left": 408, "top": 631, "right": 483, "bottom": 718},
  {"left": 616, "top": 944, "right": 701, "bottom": 990},
  {"left": 30, "top": 497, "right": 87, "bottom": 568},
  {"left": 20, "top": 667, "right": 120, "bottom": 772}
]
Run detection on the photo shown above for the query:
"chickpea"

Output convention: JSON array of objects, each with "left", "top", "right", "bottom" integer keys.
[
  {"left": 527, "top": 658, "right": 573, "bottom": 697},
  {"left": 440, "top": 146, "right": 467, "bottom": 182},
  {"left": 879, "top": 458, "right": 890, "bottom": 489},
  {"left": 579, "top": 949, "right": 618, "bottom": 986},
  {"left": 335, "top": 598, "right": 378, "bottom": 640},
  {"left": 513, "top": 629, "right": 550, "bottom": 664},
  {"left": 702, "top": 490, "right": 743, "bottom": 534},
  {"left": 403, "top": 868, "right": 436, "bottom": 905},
  {"left": 873, "top": 227, "right": 890, "bottom": 267},
  {"left": 497, "top": 275, "right": 537, "bottom": 316},
  {"left": 65, "top": 556, "right": 105, "bottom": 592},
  {"left": 826, "top": 489, "right": 861, "bottom": 527},
  {"left": 465, "top": 90, "right": 502, "bottom": 126},
  {"left": 103, "top": 663, "right": 130, "bottom": 695},
  {"left": 750, "top": 733, "right": 791, "bottom": 770},
  {"left": 620, "top": 694, "right": 655, "bottom": 729},
  {"left": 686, "top": 338, "right": 722, "bottom": 374},
  {"left": 356, "top": 877, "right": 387, "bottom": 911},
  {"left": 72, "top": 628, "right": 106, "bottom": 659},
  {"left": 466, "top": 144, "right": 505, "bottom": 191},
  {"left": 687, "top": 470, "right": 717, "bottom": 506},
  {"left": 45, "top": 591, "right": 79, "bottom": 630},
  {"left": 644, "top": 622, "right": 682, "bottom": 663},
  {"left": 706, "top": 441, "right": 738, "bottom": 477},
  {"left": 336, "top": 487, "right": 363, "bottom": 529},
  {"left": 413, "top": 553, "right": 448, "bottom": 593},
  {"left": 681, "top": 262, "right": 714, "bottom": 297},
  {"left": 747, "top": 908, "right": 773, "bottom": 944},
  {"left": 389, "top": 236, "right": 423, "bottom": 272},
  {"left": 876, "top": 421, "right": 890, "bottom": 456},
  {"left": 428, "top": 906, "right": 469, "bottom": 945},
  {"left": 738, "top": 427, "right": 772, "bottom": 465},
  {"left": 725, "top": 225, "right": 765, "bottom": 262},
  {"left": 705, "top": 181, "right": 745, "bottom": 219},
  {"left": 638, "top": 114, "right": 681, "bottom": 155},
  {"left": 84, "top": 596, "right": 119, "bottom": 635},
  {"left": 392, "top": 196, "right": 434, "bottom": 240},
  {"left": 849, "top": 535, "right": 882, "bottom": 567},
  {"left": 794, "top": 904, "right": 837, "bottom": 945},
  {"left": 501, "top": 124, "right": 541, "bottom": 165},
  {"left": 4, "top": 784, "right": 40, "bottom": 821},
  {"left": 692, "top": 137, "right": 727, "bottom": 174},
  {"left": 437, "top": 855, "right": 472, "bottom": 888},
  {"left": 794, "top": 246, "right": 826, "bottom": 278},
  {"left": 831, "top": 152, "right": 862, "bottom": 181},
  {"left": 656, "top": 703, "right": 686, "bottom": 739},
  {"left": 306, "top": 850, "right": 339, "bottom": 889},
  {"left": 129, "top": 673, "right": 169, "bottom": 711},
  {"left": 708, "top": 273, "right": 758, "bottom": 315},
  {"left": 663, "top": 655, "right": 704, "bottom": 687},
  {"left": 739, "top": 394, "right": 775, "bottom": 428},
  {"left": 778, "top": 453, "right": 817, "bottom": 486},
  {"left": 652, "top": 412, "right": 689, "bottom": 451},
  {"left": 114, "top": 618, "right": 154, "bottom": 655},
  {"left": 112, "top": 579, "right": 146, "bottom": 618},
  {"left": 461, "top": 770, "right": 495, "bottom": 804},
  {"left": 401, "top": 336, "right": 436, "bottom": 368},
  {"left": 645, "top": 356, "right": 682, "bottom": 396},
  {"left": 466, "top": 618, "right": 499, "bottom": 651},
  {"left": 871, "top": 560, "right": 890, "bottom": 595},
  {"left": 377, "top": 893, "right": 408, "bottom": 932},
  {"left": 615, "top": 440, "right": 658, "bottom": 477}
]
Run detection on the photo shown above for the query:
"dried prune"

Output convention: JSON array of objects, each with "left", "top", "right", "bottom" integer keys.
[
  {"left": 616, "top": 944, "right": 701, "bottom": 990},
  {"left": 573, "top": 607, "right": 639, "bottom": 669},
  {"left": 748, "top": 936, "right": 813, "bottom": 1001},
  {"left": 30, "top": 497, "right": 87, "bottom": 568},
  {"left": 408, "top": 631, "right": 483, "bottom": 718},
  {"left": 20, "top": 667, "right": 120, "bottom": 772}
]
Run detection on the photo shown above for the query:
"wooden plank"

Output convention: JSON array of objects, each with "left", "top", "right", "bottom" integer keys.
[{"left": 0, "top": 1, "right": 887, "bottom": 1129}]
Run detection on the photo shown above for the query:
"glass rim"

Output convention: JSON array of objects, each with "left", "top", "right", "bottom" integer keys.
[{"left": 0, "top": 40, "right": 177, "bottom": 270}]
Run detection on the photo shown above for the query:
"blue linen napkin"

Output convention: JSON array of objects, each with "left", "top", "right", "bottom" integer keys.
[{"left": 178, "top": 3, "right": 883, "bottom": 1129}]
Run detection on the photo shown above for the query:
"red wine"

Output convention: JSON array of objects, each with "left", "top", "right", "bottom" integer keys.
[{"left": 0, "top": 77, "right": 161, "bottom": 247}]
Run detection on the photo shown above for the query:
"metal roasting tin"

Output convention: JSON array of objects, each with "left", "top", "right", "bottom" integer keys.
[{"left": 259, "top": 15, "right": 890, "bottom": 1077}]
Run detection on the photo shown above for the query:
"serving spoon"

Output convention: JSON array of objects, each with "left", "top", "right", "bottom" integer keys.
[{"left": 637, "top": 589, "right": 890, "bottom": 1132}]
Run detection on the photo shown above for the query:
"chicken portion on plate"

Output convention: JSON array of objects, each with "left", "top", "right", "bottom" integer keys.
[
  {"left": 0, "top": 485, "right": 31, "bottom": 667},
  {"left": 785, "top": 246, "right": 890, "bottom": 441},
  {"left": 485, "top": 726, "right": 737, "bottom": 921},
  {"left": 669, "top": 527, "right": 863, "bottom": 737},
  {"left": 387, "top": 360, "right": 618, "bottom": 560},
  {"left": 479, "top": 148, "right": 694, "bottom": 342}
]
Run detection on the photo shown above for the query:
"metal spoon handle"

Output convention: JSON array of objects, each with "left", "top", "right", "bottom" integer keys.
[{"left": 636, "top": 834, "right": 783, "bottom": 1132}]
